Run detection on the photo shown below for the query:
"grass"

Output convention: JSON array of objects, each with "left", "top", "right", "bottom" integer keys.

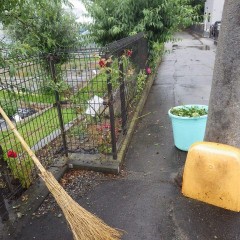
[
  {"left": 1, "top": 107, "right": 76, "bottom": 151},
  {"left": 18, "top": 92, "right": 55, "bottom": 104},
  {"left": 0, "top": 107, "right": 77, "bottom": 187},
  {"left": 0, "top": 89, "right": 55, "bottom": 104}
]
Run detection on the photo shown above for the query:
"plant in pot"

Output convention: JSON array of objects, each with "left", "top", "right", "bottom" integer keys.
[{"left": 168, "top": 105, "right": 208, "bottom": 151}]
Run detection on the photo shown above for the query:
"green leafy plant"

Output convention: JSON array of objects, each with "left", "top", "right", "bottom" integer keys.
[
  {"left": 2, "top": 1, "right": 79, "bottom": 54},
  {"left": 0, "top": 90, "right": 18, "bottom": 117},
  {"left": 170, "top": 106, "right": 208, "bottom": 117},
  {"left": 136, "top": 70, "right": 147, "bottom": 97},
  {"left": 149, "top": 41, "right": 164, "bottom": 70},
  {"left": 1, "top": 100, "right": 18, "bottom": 117},
  {"left": 83, "top": 0, "right": 198, "bottom": 48}
]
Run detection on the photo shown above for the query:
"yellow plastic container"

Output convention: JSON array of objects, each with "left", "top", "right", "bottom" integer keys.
[{"left": 182, "top": 142, "right": 240, "bottom": 212}]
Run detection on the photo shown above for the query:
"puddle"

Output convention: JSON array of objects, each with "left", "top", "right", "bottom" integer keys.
[{"left": 172, "top": 45, "right": 210, "bottom": 51}]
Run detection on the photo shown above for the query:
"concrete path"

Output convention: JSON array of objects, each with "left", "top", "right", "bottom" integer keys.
[{"left": 13, "top": 32, "right": 240, "bottom": 240}]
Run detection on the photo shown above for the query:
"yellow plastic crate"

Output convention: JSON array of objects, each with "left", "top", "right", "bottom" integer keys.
[{"left": 182, "top": 142, "right": 240, "bottom": 212}]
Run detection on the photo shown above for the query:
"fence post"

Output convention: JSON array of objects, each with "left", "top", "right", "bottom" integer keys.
[
  {"left": 118, "top": 56, "right": 127, "bottom": 135},
  {"left": 106, "top": 54, "right": 117, "bottom": 160},
  {"left": 0, "top": 146, "right": 9, "bottom": 222},
  {"left": 48, "top": 54, "right": 68, "bottom": 157}
]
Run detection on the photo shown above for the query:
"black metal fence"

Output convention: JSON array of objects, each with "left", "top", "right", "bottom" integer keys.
[{"left": 0, "top": 33, "right": 148, "bottom": 202}]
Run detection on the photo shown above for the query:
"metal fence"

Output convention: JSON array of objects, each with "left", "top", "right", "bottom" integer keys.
[{"left": 0, "top": 33, "right": 148, "bottom": 203}]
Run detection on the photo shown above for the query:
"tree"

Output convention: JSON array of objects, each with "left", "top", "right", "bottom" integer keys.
[
  {"left": 190, "top": 0, "right": 205, "bottom": 18},
  {"left": 2, "top": 0, "right": 79, "bottom": 53},
  {"left": 205, "top": 0, "right": 240, "bottom": 148},
  {"left": 0, "top": 0, "right": 74, "bottom": 67},
  {"left": 0, "top": 0, "right": 69, "bottom": 23},
  {"left": 5, "top": 2, "right": 80, "bottom": 54},
  {"left": 82, "top": 0, "right": 197, "bottom": 46}
]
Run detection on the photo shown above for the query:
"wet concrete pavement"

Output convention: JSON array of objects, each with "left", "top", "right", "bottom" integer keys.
[{"left": 12, "top": 31, "right": 240, "bottom": 240}]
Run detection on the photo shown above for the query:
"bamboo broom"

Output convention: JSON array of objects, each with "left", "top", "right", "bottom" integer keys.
[{"left": 0, "top": 106, "right": 122, "bottom": 240}]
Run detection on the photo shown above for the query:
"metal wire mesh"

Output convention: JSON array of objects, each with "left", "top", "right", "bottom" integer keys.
[{"left": 0, "top": 33, "right": 148, "bottom": 201}]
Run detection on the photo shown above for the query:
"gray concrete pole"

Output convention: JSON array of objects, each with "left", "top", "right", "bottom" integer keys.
[{"left": 204, "top": 0, "right": 240, "bottom": 147}]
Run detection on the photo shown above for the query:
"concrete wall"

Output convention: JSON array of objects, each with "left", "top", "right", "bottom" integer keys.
[{"left": 188, "top": 24, "right": 205, "bottom": 37}]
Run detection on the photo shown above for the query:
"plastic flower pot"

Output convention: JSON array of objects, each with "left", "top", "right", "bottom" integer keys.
[{"left": 168, "top": 105, "right": 208, "bottom": 151}]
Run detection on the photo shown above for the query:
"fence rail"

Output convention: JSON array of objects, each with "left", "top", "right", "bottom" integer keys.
[{"left": 0, "top": 33, "right": 148, "bottom": 201}]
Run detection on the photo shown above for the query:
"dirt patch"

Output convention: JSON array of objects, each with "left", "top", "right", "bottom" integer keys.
[{"left": 33, "top": 169, "right": 126, "bottom": 218}]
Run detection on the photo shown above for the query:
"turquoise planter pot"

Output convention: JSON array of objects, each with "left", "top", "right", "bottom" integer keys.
[{"left": 168, "top": 105, "right": 208, "bottom": 151}]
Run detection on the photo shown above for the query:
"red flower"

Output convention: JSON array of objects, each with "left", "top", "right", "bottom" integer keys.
[
  {"left": 127, "top": 50, "right": 133, "bottom": 57},
  {"left": 146, "top": 67, "right": 151, "bottom": 75},
  {"left": 7, "top": 150, "right": 17, "bottom": 158},
  {"left": 96, "top": 124, "right": 111, "bottom": 131},
  {"left": 102, "top": 124, "right": 111, "bottom": 129},
  {"left": 99, "top": 59, "right": 106, "bottom": 68}
]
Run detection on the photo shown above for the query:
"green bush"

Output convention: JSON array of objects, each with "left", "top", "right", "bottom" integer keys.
[
  {"left": 1, "top": 100, "right": 17, "bottom": 117},
  {"left": 149, "top": 41, "right": 164, "bottom": 70}
]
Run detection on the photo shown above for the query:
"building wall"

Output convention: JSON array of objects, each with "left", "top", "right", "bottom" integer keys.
[
  {"left": 205, "top": 0, "right": 214, "bottom": 17},
  {"left": 212, "top": 0, "right": 225, "bottom": 23},
  {"left": 204, "top": 0, "right": 225, "bottom": 31}
]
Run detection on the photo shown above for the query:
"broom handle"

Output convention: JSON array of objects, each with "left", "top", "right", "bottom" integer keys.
[{"left": 0, "top": 106, "right": 46, "bottom": 174}]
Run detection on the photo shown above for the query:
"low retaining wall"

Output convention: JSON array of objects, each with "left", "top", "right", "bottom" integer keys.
[{"left": 188, "top": 24, "right": 204, "bottom": 37}]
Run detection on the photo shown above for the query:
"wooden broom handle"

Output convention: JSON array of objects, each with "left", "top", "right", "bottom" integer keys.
[{"left": 0, "top": 106, "right": 46, "bottom": 174}]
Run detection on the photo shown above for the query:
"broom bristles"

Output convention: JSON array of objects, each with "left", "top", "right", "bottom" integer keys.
[{"left": 41, "top": 171, "right": 123, "bottom": 240}]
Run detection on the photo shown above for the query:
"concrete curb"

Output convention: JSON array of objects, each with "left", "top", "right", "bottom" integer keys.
[{"left": 68, "top": 153, "right": 120, "bottom": 174}]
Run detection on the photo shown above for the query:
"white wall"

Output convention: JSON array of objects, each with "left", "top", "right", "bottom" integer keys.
[
  {"left": 205, "top": 0, "right": 214, "bottom": 15},
  {"left": 204, "top": 0, "right": 225, "bottom": 31},
  {"left": 204, "top": 0, "right": 214, "bottom": 31},
  {"left": 212, "top": 0, "right": 225, "bottom": 23}
]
